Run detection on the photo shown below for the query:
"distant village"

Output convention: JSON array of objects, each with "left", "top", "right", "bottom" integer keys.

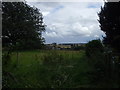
[{"left": 45, "top": 43, "right": 86, "bottom": 50}]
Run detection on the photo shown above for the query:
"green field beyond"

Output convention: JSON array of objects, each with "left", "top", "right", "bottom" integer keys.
[{"left": 3, "top": 50, "right": 95, "bottom": 88}]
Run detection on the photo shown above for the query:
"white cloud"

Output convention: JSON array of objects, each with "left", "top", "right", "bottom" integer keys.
[
  {"left": 72, "top": 22, "right": 92, "bottom": 36},
  {"left": 45, "top": 32, "right": 57, "bottom": 37},
  {"left": 42, "top": 11, "right": 50, "bottom": 16},
  {"left": 94, "top": 35, "right": 100, "bottom": 38},
  {"left": 27, "top": 2, "right": 105, "bottom": 43}
]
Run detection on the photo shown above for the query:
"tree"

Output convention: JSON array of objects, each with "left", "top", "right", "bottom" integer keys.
[
  {"left": 98, "top": 2, "right": 120, "bottom": 52},
  {"left": 98, "top": 3, "right": 120, "bottom": 87},
  {"left": 2, "top": 2, "right": 46, "bottom": 50}
]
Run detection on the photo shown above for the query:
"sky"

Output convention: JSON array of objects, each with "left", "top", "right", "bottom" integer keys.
[{"left": 26, "top": 0, "right": 105, "bottom": 44}]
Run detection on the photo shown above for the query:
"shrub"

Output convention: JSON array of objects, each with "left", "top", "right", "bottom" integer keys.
[
  {"left": 85, "top": 40, "right": 106, "bottom": 86},
  {"left": 85, "top": 39, "right": 104, "bottom": 57}
]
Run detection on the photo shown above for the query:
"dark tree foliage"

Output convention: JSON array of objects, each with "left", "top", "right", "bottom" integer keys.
[
  {"left": 98, "top": 2, "right": 120, "bottom": 52},
  {"left": 2, "top": 2, "right": 46, "bottom": 50},
  {"left": 85, "top": 40, "right": 106, "bottom": 85},
  {"left": 86, "top": 39, "right": 104, "bottom": 57}
]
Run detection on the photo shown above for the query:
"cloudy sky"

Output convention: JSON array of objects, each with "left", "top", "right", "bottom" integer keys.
[{"left": 27, "top": 1, "right": 105, "bottom": 44}]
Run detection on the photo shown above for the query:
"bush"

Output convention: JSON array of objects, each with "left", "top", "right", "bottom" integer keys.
[
  {"left": 85, "top": 39, "right": 104, "bottom": 57},
  {"left": 85, "top": 40, "right": 106, "bottom": 86}
]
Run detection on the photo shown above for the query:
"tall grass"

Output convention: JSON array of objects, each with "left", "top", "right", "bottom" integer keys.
[{"left": 3, "top": 50, "right": 94, "bottom": 88}]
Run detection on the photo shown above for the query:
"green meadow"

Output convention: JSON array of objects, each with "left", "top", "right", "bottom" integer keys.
[
  {"left": 3, "top": 50, "right": 95, "bottom": 88},
  {"left": 3, "top": 49, "right": 119, "bottom": 88}
]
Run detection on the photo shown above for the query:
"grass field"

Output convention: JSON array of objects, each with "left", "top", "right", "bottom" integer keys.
[{"left": 2, "top": 50, "right": 104, "bottom": 88}]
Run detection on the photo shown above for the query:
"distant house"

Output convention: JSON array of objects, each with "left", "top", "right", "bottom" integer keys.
[
  {"left": 45, "top": 43, "right": 86, "bottom": 50},
  {"left": 56, "top": 44, "right": 71, "bottom": 50}
]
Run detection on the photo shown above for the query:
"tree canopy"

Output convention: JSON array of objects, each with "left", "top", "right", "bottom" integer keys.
[
  {"left": 85, "top": 39, "right": 104, "bottom": 57},
  {"left": 2, "top": 2, "right": 46, "bottom": 50},
  {"left": 98, "top": 2, "right": 120, "bottom": 52}
]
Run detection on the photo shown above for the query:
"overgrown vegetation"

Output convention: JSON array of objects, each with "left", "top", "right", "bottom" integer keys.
[
  {"left": 85, "top": 39, "right": 120, "bottom": 88},
  {"left": 3, "top": 50, "right": 93, "bottom": 88},
  {"left": 85, "top": 39, "right": 104, "bottom": 57},
  {"left": 2, "top": 1, "right": 120, "bottom": 88},
  {"left": 3, "top": 48, "right": 120, "bottom": 88},
  {"left": 98, "top": 2, "right": 120, "bottom": 87}
]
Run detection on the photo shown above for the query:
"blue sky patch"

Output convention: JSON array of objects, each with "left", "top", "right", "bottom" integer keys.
[
  {"left": 87, "top": 3, "right": 101, "bottom": 8},
  {"left": 51, "top": 5, "right": 64, "bottom": 13}
]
